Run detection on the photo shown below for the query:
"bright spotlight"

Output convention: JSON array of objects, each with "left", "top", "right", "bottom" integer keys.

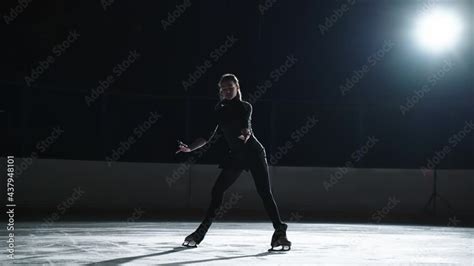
[{"left": 414, "top": 9, "right": 463, "bottom": 53}]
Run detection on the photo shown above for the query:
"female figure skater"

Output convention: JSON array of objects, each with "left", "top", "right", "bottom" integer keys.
[{"left": 175, "top": 73, "right": 291, "bottom": 251}]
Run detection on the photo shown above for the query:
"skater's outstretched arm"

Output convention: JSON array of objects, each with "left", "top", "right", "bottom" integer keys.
[{"left": 176, "top": 124, "right": 220, "bottom": 154}]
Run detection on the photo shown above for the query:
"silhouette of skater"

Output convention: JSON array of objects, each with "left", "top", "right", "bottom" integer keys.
[{"left": 176, "top": 73, "right": 291, "bottom": 251}]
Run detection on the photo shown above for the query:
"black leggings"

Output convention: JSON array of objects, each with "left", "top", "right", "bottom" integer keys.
[{"left": 197, "top": 153, "right": 284, "bottom": 235}]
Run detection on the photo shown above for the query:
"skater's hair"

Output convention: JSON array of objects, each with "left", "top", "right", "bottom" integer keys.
[{"left": 218, "top": 73, "right": 242, "bottom": 101}]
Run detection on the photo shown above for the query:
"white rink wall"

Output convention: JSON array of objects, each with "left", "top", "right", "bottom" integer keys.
[{"left": 4, "top": 158, "right": 473, "bottom": 219}]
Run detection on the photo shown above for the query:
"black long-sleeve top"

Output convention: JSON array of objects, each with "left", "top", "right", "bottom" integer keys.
[{"left": 208, "top": 96, "right": 266, "bottom": 171}]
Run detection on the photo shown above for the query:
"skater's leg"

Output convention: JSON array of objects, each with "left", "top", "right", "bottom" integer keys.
[
  {"left": 249, "top": 154, "right": 284, "bottom": 230},
  {"left": 249, "top": 154, "right": 291, "bottom": 251},
  {"left": 199, "top": 166, "right": 243, "bottom": 235},
  {"left": 184, "top": 166, "right": 243, "bottom": 246}
]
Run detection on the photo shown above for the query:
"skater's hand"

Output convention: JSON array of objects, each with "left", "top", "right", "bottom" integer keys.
[
  {"left": 238, "top": 128, "right": 251, "bottom": 144},
  {"left": 176, "top": 141, "right": 192, "bottom": 154}
]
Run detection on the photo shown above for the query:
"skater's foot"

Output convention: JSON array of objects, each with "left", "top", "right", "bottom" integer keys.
[
  {"left": 268, "top": 223, "right": 291, "bottom": 252},
  {"left": 182, "top": 231, "right": 203, "bottom": 247},
  {"left": 182, "top": 227, "right": 207, "bottom": 248},
  {"left": 182, "top": 239, "right": 198, "bottom": 247}
]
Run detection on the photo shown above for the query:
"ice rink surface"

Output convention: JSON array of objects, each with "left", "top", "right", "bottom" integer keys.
[{"left": 3, "top": 221, "right": 473, "bottom": 265}]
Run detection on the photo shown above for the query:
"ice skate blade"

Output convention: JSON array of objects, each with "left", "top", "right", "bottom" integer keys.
[{"left": 268, "top": 245, "right": 291, "bottom": 252}]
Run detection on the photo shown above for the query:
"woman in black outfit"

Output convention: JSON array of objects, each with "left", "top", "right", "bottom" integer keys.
[{"left": 176, "top": 73, "right": 291, "bottom": 251}]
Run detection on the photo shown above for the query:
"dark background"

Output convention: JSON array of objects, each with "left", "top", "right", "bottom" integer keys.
[{"left": 2, "top": 0, "right": 473, "bottom": 169}]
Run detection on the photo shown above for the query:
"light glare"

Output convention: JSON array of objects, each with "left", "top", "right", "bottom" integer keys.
[{"left": 415, "top": 9, "right": 462, "bottom": 52}]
